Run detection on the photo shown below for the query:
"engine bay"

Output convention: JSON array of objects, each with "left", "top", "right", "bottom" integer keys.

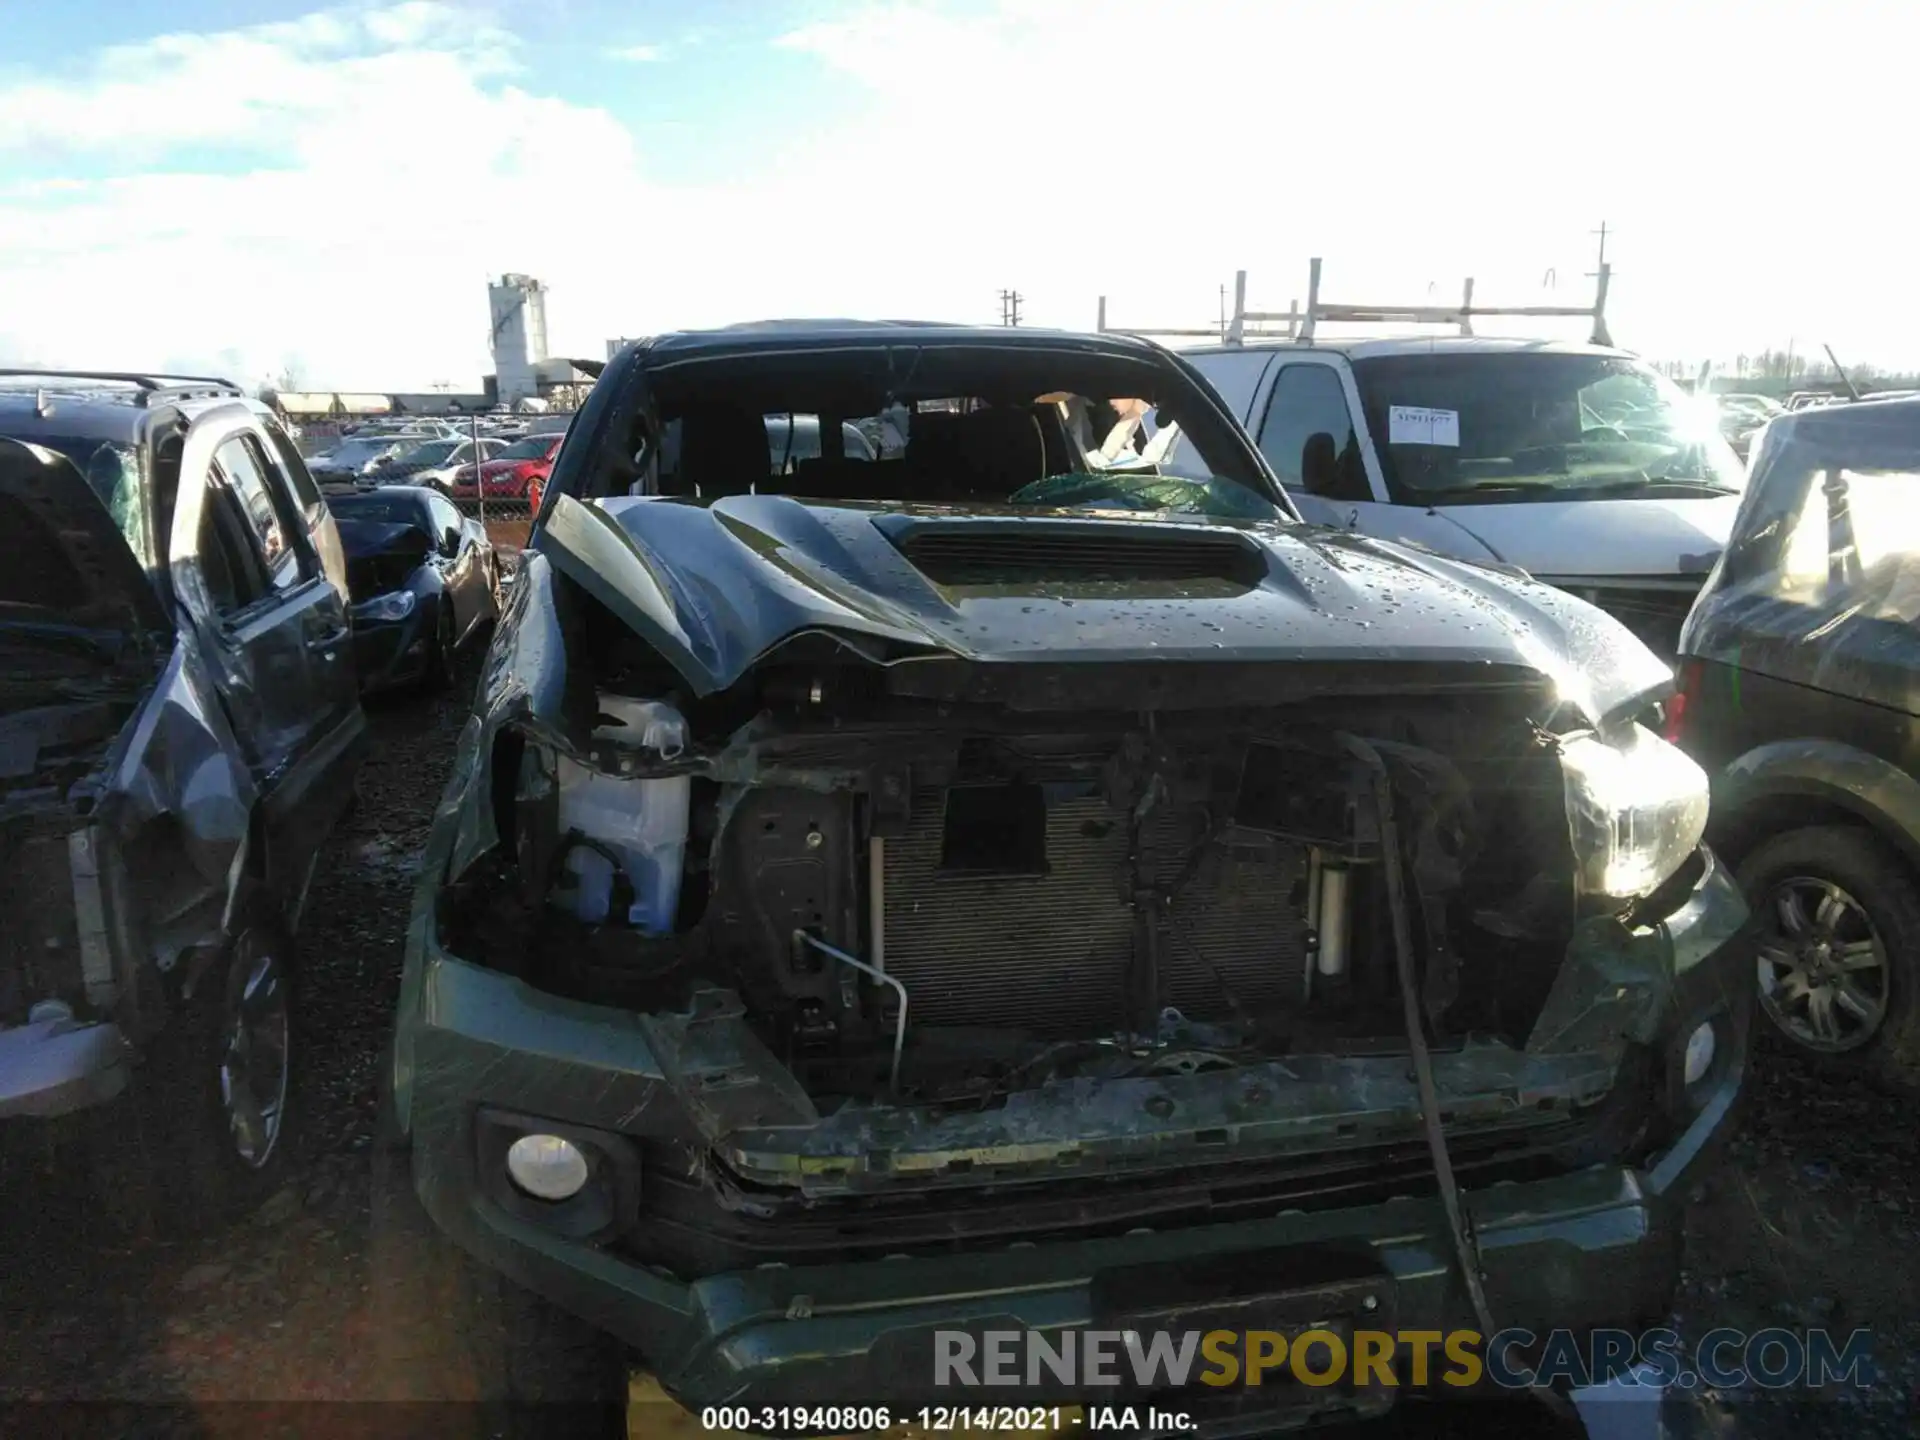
[{"left": 443, "top": 637, "right": 1581, "bottom": 1113}]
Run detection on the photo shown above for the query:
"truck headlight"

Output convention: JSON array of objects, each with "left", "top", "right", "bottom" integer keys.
[
  {"left": 351, "top": 590, "right": 417, "bottom": 623},
  {"left": 1560, "top": 722, "right": 1710, "bottom": 903}
]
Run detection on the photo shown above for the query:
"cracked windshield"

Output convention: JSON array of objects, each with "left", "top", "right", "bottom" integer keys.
[{"left": 2, "top": 4, "right": 1916, "bottom": 1440}]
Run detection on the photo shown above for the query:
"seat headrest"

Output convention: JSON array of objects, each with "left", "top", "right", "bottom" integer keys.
[
  {"left": 956, "top": 407, "right": 1048, "bottom": 493},
  {"left": 677, "top": 406, "right": 771, "bottom": 496}
]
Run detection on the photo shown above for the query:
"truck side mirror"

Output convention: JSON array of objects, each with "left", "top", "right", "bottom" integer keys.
[{"left": 1300, "top": 432, "right": 1341, "bottom": 495}]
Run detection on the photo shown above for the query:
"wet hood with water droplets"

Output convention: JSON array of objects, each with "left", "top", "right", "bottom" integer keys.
[{"left": 536, "top": 493, "right": 1673, "bottom": 727}]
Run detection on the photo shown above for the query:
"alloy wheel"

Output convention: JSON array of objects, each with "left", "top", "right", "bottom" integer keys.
[
  {"left": 218, "top": 934, "right": 291, "bottom": 1168},
  {"left": 1755, "top": 876, "right": 1891, "bottom": 1052}
]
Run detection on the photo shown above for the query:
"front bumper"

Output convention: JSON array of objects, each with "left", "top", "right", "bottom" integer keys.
[
  {"left": 351, "top": 603, "right": 436, "bottom": 691},
  {"left": 396, "top": 853, "right": 1753, "bottom": 1420},
  {"left": 0, "top": 1015, "right": 130, "bottom": 1119}
]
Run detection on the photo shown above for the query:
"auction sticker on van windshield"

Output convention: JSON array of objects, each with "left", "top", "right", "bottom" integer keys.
[{"left": 1388, "top": 405, "right": 1460, "bottom": 446}]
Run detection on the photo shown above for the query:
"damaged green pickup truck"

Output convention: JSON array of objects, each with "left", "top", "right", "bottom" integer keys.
[{"left": 385, "top": 323, "right": 1752, "bottom": 1430}]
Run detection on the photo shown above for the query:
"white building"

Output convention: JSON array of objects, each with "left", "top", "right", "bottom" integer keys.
[{"left": 489, "top": 273, "right": 550, "bottom": 404}]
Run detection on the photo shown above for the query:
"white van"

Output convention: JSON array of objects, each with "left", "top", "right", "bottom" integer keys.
[{"left": 1173, "top": 336, "right": 1746, "bottom": 654}]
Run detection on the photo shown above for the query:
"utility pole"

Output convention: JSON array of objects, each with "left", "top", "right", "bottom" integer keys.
[
  {"left": 999, "top": 289, "right": 1023, "bottom": 327},
  {"left": 1585, "top": 220, "right": 1614, "bottom": 347}
]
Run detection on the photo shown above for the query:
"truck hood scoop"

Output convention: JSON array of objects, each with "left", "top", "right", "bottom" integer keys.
[{"left": 890, "top": 519, "right": 1268, "bottom": 591}]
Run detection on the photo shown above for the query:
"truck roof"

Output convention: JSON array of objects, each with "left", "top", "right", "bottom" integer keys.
[
  {"left": 1182, "top": 335, "right": 1633, "bottom": 362},
  {"left": 0, "top": 378, "right": 266, "bottom": 447}
]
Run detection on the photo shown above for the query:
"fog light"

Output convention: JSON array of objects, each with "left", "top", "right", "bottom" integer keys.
[
  {"left": 505, "top": 1133, "right": 589, "bottom": 1200},
  {"left": 1683, "top": 1020, "right": 1717, "bottom": 1087}
]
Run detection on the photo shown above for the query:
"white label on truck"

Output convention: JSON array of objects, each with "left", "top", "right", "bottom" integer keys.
[{"left": 1388, "top": 405, "right": 1460, "bottom": 447}]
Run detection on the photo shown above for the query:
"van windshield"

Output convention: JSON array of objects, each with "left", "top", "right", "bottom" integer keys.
[{"left": 1350, "top": 352, "right": 1745, "bottom": 505}]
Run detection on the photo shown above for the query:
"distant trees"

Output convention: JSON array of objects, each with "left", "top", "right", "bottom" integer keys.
[{"left": 1653, "top": 350, "right": 1914, "bottom": 390}]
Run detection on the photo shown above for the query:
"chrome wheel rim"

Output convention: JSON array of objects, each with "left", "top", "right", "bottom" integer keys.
[
  {"left": 1755, "top": 876, "right": 1890, "bottom": 1053},
  {"left": 219, "top": 935, "right": 290, "bottom": 1168}
]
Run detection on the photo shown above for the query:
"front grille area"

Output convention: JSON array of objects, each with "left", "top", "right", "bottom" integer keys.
[
  {"left": 897, "top": 529, "right": 1266, "bottom": 588},
  {"left": 1559, "top": 581, "right": 1702, "bottom": 657},
  {"left": 881, "top": 788, "right": 1308, "bottom": 1036},
  {"left": 627, "top": 1114, "right": 1608, "bottom": 1275},
  {"left": 0, "top": 824, "right": 83, "bottom": 1024}
]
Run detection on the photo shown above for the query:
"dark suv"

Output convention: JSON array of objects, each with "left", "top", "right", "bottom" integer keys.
[
  {"left": 1674, "top": 396, "right": 1920, "bottom": 1084},
  {"left": 1, "top": 369, "right": 366, "bottom": 1222}
]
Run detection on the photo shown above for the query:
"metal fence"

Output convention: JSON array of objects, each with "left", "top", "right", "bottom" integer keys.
[
  {"left": 453, "top": 495, "right": 535, "bottom": 553},
  {"left": 452, "top": 496, "right": 534, "bottom": 521}
]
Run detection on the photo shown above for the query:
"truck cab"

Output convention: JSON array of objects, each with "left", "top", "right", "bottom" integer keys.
[{"left": 1177, "top": 337, "right": 1747, "bottom": 655}]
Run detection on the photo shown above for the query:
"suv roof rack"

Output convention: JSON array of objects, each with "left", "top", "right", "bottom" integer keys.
[
  {"left": 1099, "top": 256, "right": 1614, "bottom": 349},
  {"left": 0, "top": 368, "right": 247, "bottom": 407}
]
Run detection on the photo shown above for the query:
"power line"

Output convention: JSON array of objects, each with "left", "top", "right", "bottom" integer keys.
[{"left": 999, "top": 289, "right": 1023, "bottom": 327}]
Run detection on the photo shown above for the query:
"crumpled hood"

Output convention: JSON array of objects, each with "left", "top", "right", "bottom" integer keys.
[
  {"left": 1432, "top": 494, "right": 1742, "bottom": 580},
  {"left": 538, "top": 493, "right": 1673, "bottom": 726},
  {"left": 0, "top": 438, "right": 168, "bottom": 635}
]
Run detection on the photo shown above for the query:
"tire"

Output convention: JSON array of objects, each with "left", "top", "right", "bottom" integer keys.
[
  {"left": 426, "top": 601, "right": 456, "bottom": 691},
  {"left": 130, "top": 910, "right": 300, "bottom": 1232},
  {"left": 1736, "top": 824, "right": 1920, "bottom": 1087}
]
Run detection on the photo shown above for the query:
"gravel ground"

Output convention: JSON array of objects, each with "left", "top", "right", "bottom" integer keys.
[{"left": 0, "top": 664, "right": 1915, "bottom": 1438}]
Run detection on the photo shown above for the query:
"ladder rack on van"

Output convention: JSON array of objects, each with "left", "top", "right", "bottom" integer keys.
[{"left": 1098, "top": 257, "right": 1613, "bottom": 348}]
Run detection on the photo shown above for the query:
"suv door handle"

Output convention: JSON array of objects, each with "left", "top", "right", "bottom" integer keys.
[{"left": 309, "top": 626, "right": 350, "bottom": 652}]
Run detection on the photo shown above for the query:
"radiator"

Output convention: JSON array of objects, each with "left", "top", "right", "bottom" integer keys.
[{"left": 879, "top": 788, "right": 1308, "bottom": 1036}]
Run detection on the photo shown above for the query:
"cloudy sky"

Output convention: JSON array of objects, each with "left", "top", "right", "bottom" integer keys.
[{"left": 1, "top": 0, "right": 1908, "bottom": 390}]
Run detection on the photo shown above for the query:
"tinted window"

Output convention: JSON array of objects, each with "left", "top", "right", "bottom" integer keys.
[
  {"left": 1256, "top": 365, "right": 1366, "bottom": 499},
  {"left": 215, "top": 435, "right": 301, "bottom": 591},
  {"left": 198, "top": 485, "right": 268, "bottom": 613}
]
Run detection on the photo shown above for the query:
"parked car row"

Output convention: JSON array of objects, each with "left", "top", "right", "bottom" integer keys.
[
  {"left": 304, "top": 414, "right": 574, "bottom": 498},
  {"left": 5, "top": 339, "right": 1917, "bottom": 1428}
]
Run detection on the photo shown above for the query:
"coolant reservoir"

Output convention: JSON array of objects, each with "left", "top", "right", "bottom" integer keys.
[{"left": 550, "top": 700, "right": 690, "bottom": 934}]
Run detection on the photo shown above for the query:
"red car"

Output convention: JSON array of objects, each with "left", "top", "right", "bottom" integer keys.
[{"left": 450, "top": 432, "right": 563, "bottom": 500}]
